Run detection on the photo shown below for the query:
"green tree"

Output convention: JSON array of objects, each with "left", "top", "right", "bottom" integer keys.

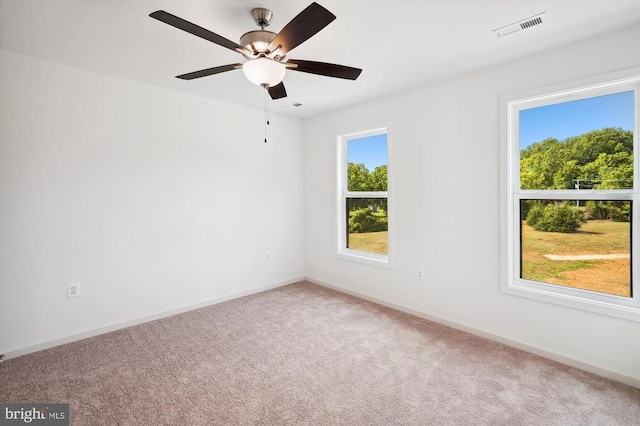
[
  {"left": 520, "top": 128, "right": 633, "bottom": 191},
  {"left": 347, "top": 163, "right": 388, "bottom": 214},
  {"left": 348, "top": 163, "right": 371, "bottom": 191},
  {"left": 369, "top": 165, "right": 387, "bottom": 191},
  {"left": 520, "top": 128, "right": 633, "bottom": 222},
  {"left": 553, "top": 160, "right": 580, "bottom": 189},
  {"left": 520, "top": 137, "right": 566, "bottom": 190},
  {"left": 347, "top": 163, "right": 371, "bottom": 210},
  {"left": 369, "top": 165, "right": 388, "bottom": 214}
]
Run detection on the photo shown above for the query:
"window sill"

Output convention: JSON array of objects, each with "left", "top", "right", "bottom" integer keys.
[
  {"left": 336, "top": 250, "right": 392, "bottom": 269},
  {"left": 501, "top": 280, "right": 640, "bottom": 322}
]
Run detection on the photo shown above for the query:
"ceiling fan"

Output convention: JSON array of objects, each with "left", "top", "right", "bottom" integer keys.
[{"left": 149, "top": 2, "right": 362, "bottom": 100}]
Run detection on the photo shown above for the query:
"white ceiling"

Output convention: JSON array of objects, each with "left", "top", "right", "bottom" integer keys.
[{"left": 1, "top": 1, "right": 639, "bottom": 118}]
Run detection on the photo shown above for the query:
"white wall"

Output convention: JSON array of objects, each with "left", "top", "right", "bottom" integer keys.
[
  {"left": 2, "top": 23, "right": 639, "bottom": 384},
  {"left": 303, "top": 25, "right": 640, "bottom": 383},
  {"left": 0, "top": 50, "right": 304, "bottom": 355}
]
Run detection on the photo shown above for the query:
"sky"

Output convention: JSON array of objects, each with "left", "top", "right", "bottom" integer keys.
[
  {"left": 347, "top": 133, "right": 387, "bottom": 171},
  {"left": 519, "top": 90, "right": 634, "bottom": 149}
]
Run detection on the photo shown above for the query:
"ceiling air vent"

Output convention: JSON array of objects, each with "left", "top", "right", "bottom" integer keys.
[{"left": 493, "top": 12, "right": 546, "bottom": 38}]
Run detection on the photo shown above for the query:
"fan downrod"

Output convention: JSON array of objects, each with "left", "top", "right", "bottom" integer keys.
[{"left": 240, "top": 8, "right": 277, "bottom": 57}]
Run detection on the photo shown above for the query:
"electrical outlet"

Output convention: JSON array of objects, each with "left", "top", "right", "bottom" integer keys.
[
  {"left": 265, "top": 252, "right": 271, "bottom": 261},
  {"left": 67, "top": 282, "right": 81, "bottom": 298},
  {"left": 417, "top": 268, "right": 426, "bottom": 280}
]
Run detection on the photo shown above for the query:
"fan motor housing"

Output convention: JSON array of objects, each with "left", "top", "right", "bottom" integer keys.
[{"left": 240, "top": 30, "right": 277, "bottom": 56}]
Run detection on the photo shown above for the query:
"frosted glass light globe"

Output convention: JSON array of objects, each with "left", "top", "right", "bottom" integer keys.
[{"left": 242, "top": 58, "right": 286, "bottom": 87}]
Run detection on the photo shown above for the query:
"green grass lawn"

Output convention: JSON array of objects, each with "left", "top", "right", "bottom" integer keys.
[
  {"left": 521, "top": 220, "right": 631, "bottom": 297},
  {"left": 348, "top": 231, "right": 388, "bottom": 255},
  {"left": 348, "top": 220, "right": 630, "bottom": 297}
]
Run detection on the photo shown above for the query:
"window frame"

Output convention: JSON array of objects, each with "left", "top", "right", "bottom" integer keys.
[
  {"left": 500, "top": 69, "right": 640, "bottom": 321},
  {"left": 336, "top": 127, "right": 392, "bottom": 268}
]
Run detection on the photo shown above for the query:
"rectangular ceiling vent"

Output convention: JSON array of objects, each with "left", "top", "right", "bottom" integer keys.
[
  {"left": 493, "top": 12, "right": 546, "bottom": 38},
  {"left": 283, "top": 102, "right": 303, "bottom": 108}
]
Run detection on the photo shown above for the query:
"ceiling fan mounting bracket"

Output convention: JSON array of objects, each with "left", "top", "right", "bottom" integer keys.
[{"left": 250, "top": 8, "right": 273, "bottom": 29}]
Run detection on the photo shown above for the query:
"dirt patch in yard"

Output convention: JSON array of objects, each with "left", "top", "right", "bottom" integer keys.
[{"left": 546, "top": 258, "right": 631, "bottom": 297}]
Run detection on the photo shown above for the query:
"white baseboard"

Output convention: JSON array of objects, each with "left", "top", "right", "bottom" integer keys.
[
  {"left": 1, "top": 277, "right": 302, "bottom": 361},
  {"left": 305, "top": 277, "right": 640, "bottom": 389}
]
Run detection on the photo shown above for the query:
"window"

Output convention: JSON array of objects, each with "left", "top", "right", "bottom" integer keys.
[
  {"left": 337, "top": 128, "right": 390, "bottom": 266},
  {"left": 501, "top": 70, "right": 639, "bottom": 320}
]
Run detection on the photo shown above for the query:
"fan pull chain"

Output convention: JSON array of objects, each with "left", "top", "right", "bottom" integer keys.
[{"left": 264, "top": 88, "right": 269, "bottom": 143}]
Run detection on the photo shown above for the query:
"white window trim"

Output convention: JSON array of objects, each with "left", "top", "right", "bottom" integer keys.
[
  {"left": 336, "top": 127, "right": 393, "bottom": 268},
  {"left": 500, "top": 68, "right": 640, "bottom": 321}
]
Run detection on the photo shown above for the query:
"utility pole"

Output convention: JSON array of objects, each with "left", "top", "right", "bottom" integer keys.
[{"left": 573, "top": 179, "right": 580, "bottom": 208}]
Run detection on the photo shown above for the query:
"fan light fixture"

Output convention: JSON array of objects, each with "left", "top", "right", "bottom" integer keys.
[
  {"left": 242, "top": 58, "right": 286, "bottom": 87},
  {"left": 150, "top": 3, "right": 363, "bottom": 99}
]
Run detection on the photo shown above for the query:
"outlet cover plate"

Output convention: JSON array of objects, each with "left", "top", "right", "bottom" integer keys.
[{"left": 67, "top": 282, "right": 81, "bottom": 298}]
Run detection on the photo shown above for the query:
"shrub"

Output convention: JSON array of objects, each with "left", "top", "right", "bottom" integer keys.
[
  {"left": 520, "top": 199, "right": 540, "bottom": 219},
  {"left": 609, "top": 201, "right": 631, "bottom": 222},
  {"left": 349, "top": 208, "right": 387, "bottom": 233},
  {"left": 585, "top": 201, "right": 630, "bottom": 222},
  {"left": 527, "top": 202, "right": 585, "bottom": 233},
  {"left": 525, "top": 203, "right": 544, "bottom": 228},
  {"left": 585, "top": 201, "right": 610, "bottom": 220}
]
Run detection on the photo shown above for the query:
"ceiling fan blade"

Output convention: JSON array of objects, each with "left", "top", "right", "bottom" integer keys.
[
  {"left": 287, "top": 59, "right": 362, "bottom": 80},
  {"left": 176, "top": 64, "right": 242, "bottom": 80},
  {"left": 150, "top": 10, "right": 251, "bottom": 56},
  {"left": 268, "top": 82, "right": 288, "bottom": 100},
  {"left": 268, "top": 2, "right": 336, "bottom": 55}
]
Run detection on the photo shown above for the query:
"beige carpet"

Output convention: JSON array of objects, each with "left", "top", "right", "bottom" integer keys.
[{"left": 1, "top": 281, "right": 638, "bottom": 425}]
